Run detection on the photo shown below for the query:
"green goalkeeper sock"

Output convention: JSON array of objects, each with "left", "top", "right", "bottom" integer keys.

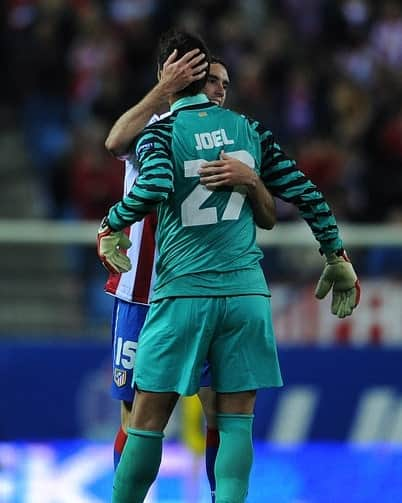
[
  {"left": 214, "top": 413, "right": 254, "bottom": 503},
  {"left": 112, "top": 427, "right": 164, "bottom": 503}
]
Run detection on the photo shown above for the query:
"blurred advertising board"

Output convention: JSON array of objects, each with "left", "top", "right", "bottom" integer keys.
[
  {"left": 0, "top": 340, "right": 401, "bottom": 443},
  {"left": 272, "top": 280, "right": 402, "bottom": 345}
]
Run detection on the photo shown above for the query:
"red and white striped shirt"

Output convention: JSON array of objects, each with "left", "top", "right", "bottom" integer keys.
[
  {"left": 104, "top": 114, "right": 164, "bottom": 305},
  {"left": 104, "top": 158, "right": 158, "bottom": 304}
]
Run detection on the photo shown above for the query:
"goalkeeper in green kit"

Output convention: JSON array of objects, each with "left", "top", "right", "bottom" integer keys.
[{"left": 98, "top": 29, "right": 360, "bottom": 503}]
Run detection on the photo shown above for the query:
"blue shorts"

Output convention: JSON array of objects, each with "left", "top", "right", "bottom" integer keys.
[{"left": 111, "top": 298, "right": 211, "bottom": 401}]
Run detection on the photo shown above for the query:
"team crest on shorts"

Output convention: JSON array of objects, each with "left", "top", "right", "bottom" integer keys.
[{"left": 114, "top": 369, "right": 127, "bottom": 387}]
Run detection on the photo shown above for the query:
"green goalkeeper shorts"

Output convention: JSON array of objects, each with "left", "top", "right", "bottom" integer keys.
[{"left": 133, "top": 295, "right": 283, "bottom": 395}]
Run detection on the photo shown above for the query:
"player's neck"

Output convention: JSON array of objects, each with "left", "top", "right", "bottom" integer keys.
[{"left": 168, "top": 94, "right": 181, "bottom": 106}]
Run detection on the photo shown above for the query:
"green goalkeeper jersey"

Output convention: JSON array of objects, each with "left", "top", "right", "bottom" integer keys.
[{"left": 108, "top": 94, "right": 343, "bottom": 300}]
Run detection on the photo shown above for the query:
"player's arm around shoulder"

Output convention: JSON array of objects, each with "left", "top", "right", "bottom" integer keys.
[
  {"left": 105, "top": 49, "right": 208, "bottom": 157},
  {"left": 244, "top": 174, "right": 276, "bottom": 230},
  {"left": 198, "top": 150, "right": 276, "bottom": 229}
]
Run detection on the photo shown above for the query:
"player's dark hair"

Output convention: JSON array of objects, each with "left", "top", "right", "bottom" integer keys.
[
  {"left": 211, "top": 55, "right": 229, "bottom": 74},
  {"left": 157, "top": 29, "right": 211, "bottom": 96}
]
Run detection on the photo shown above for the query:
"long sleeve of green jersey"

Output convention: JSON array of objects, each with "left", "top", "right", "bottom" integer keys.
[
  {"left": 253, "top": 121, "right": 343, "bottom": 254},
  {"left": 108, "top": 124, "right": 174, "bottom": 231}
]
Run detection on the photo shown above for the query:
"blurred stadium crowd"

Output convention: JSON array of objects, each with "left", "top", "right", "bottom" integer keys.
[{"left": 1, "top": 0, "right": 401, "bottom": 224}]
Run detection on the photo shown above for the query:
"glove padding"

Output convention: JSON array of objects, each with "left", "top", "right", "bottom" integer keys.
[
  {"left": 315, "top": 250, "right": 361, "bottom": 318},
  {"left": 97, "top": 222, "right": 132, "bottom": 274}
]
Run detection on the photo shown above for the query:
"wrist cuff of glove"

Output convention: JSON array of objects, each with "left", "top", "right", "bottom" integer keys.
[
  {"left": 319, "top": 247, "right": 344, "bottom": 258},
  {"left": 100, "top": 215, "right": 118, "bottom": 232}
]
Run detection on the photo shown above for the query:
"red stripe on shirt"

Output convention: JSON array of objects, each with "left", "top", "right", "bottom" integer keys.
[{"left": 132, "top": 212, "right": 157, "bottom": 303}]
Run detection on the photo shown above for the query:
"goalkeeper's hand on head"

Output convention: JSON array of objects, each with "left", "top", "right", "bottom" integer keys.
[
  {"left": 315, "top": 249, "right": 361, "bottom": 318},
  {"left": 97, "top": 217, "right": 132, "bottom": 274}
]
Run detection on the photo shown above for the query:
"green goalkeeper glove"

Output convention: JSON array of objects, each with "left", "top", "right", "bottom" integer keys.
[
  {"left": 97, "top": 217, "right": 132, "bottom": 274},
  {"left": 315, "top": 249, "right": 361, "bottom": 318}
]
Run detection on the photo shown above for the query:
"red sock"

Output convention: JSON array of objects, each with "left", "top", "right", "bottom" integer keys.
[
  {"left": 205, "top": 427, "right": 219, "bottom": 501},
  {"left": 114, "top": 426, "right": 128, "bottom": 470}
]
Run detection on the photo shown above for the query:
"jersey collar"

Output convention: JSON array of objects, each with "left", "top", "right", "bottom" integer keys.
[{"left": 170, "top": 93, "right": 210, "bottom": 112}]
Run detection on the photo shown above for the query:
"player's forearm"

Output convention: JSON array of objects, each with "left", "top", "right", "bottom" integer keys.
[
  {"left": 246, "top": 176, "right": 276, "bottom": 229},
  {"left": 108, "top": 161, "right": 173, "bottom": 231},
  {"left": 105, "top": 84, "right": 169, "bottom": 157},
  {"left": 108, "top": 191, "right": 160, "bottom": 231},
  {"left": 198, "top": 156, "right": 276, "bottom": 229},
  {"left": 260, "top": 130, "right": 342, "bottom": 253},
  {"left": 268, "top": 172, "right": 342, "bottom": 253}
]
